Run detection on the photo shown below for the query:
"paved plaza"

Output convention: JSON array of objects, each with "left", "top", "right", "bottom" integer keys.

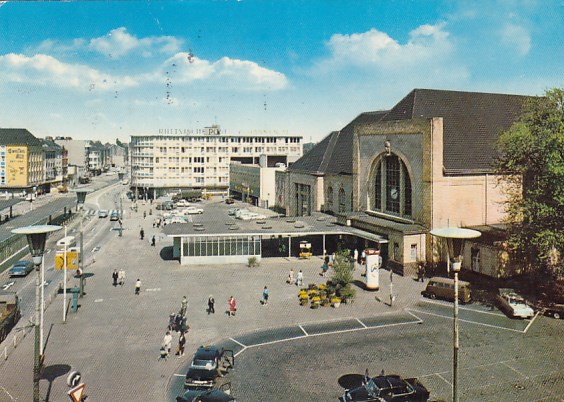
[{"left": 0, "top": 198, "right": 562, "bottom": 402}]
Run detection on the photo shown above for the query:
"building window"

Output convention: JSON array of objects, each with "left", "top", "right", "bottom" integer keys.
[
  {"left": 410, "top": 244, "right": 417, "bottom": 261},
  {"left": 372, "top": 154, "right": 412, "bottom": 217},
  {"left": 295, "top": 183, "right": 311, "bottom": 216},
  {"left": 326, "top": 186, "right": 333, "bottom": 211},
  {"left": 338, "top": 187, "right": 346, "bottom": 213}
]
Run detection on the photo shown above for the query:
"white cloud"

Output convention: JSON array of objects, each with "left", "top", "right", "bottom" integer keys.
[
  {"left": 89, "top": 27, "right": 182, "bottom": 58},
  {"left": 500, "top": 23, "right": 531, "bottom": 56},
  {"left": 151, "top": 53, "right": 288, "bottom": 91},
  {"left": 0, "top": 53, "right": 137, "bottom": 91},
  {"left": 319, "top": 23, "right": 452, "bottom": 70}
]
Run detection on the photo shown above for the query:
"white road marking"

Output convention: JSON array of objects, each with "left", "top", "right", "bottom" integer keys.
[
  {"left": 407, "top": 308, "right": 527, "bottom": 333},
  {"left": 299, "top": 325, "right": 308, "bottom": 336},
  {"left": 356, "top": 318, "right": 368, "bottom": 328},
  {"left": 501, "top": 361, "right": 528, "bottom": 378},
  {"left": 435, "top": 372, "right": 452, "bottom": 386},
  {"left": 420, "top": 298, "right": 507, "bottom": 317},
  {"left": 229, "top": 337, "right": 247, "bottom": 348},
  {"left": 523, "top": 310, "right": 541, "bottom": 333},
  {"left": 405, "top": 310, "right": 424, "bottom": 323},
  {"left": 94, "top": 299, "right": 104, "bottom": 303},
  {"left": 145, "top": 288, "right": 161, "bottom": 292}
]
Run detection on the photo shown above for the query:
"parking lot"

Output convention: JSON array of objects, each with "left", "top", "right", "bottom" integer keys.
[{"left": 204, "top": 302, "right": 562, "bottom": 402}]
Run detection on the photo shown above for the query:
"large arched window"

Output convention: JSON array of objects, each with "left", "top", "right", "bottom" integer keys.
[
  {"left": 326, "top": 186, "right": 334, "bottom": 211},
  {"left": 372, "top": 154, "right": 412, "bottom": 217},
  {"left": 338, "top": 187, "right": 346, "bottom": 213}
]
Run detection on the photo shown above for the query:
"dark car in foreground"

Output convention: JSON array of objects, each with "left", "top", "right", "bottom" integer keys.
[
  {"left": 342, "top": 374, "right": 430, "bottom": 402},
  {"left": 541, "top": 303, "right": 564, "bottom": 319},
  {"left": 185, "top": 345, "right": 234, "bottom": 390},
  {"left": 8, "top": 261, "right": 34, "bottom": 277}
]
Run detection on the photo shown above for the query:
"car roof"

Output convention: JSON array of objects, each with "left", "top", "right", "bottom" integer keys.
[
  {"left": 194, "top": 345, "right": 220, "bottom": 360},
  {"left": 14, "top": 260, "right": 32, "bottom": 266},
  {"left": 180, "top": 389, "right": 233, "bottom": 402}
]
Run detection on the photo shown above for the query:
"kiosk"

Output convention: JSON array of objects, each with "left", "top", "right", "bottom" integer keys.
[{"left": 365, "top": 248, "right": 382, "bottom": 290}]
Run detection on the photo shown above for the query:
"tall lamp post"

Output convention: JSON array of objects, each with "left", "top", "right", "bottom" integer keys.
[
  {"left": 430, "top": 227, "right": 481, "bottom": 402},
  {"left": 11, "top": 224, "right": 61, "bottom": 402},
  {"left": 72, "top": 188, "right": 92, "bottom": 298}
]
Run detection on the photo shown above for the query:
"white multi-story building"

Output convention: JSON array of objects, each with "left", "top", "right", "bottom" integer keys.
[{"left": 130, "top": 126, "right": 302, "bottom": 198}]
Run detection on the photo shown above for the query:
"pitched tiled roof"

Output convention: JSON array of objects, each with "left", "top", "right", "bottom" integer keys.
[
  {"left": 0, "top": 128, "right": 42, "bottom": 146},
  {"left": 290, "top": 111, "right": 388, "bottom": 175},
  {"left": 382, "top": 89, "right": 532, "bottom": 174}
]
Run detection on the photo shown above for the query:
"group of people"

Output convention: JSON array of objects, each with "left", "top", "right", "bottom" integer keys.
[
  {"left": 286, "top": 269, "right": 304, "bottom": 286},
  {"left": 161, "top": 329, "right": 187, "bottom": 359},
  {"left": 111, "top": 269, "right": 126, "bottom": 287},
  {"left": 152, "top": 218, "right": 162, "bottom": 228}
]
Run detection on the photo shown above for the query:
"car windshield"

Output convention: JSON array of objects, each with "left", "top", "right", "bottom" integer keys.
[{"left": 365, "top": 379, "right": 379, "bottom": 396}]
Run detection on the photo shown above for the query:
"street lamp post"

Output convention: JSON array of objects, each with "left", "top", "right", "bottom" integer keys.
[
  {"left": 430, "top": 227, "right": 481, "bottom": 402},
  {"left": 11, "top": 224, "right": 61, "bottom": 402},
  {"left": 72, "top": 188, "right": 92, "bottom": 298}
]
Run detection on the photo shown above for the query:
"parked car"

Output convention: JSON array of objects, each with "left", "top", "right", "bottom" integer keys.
[
  {"left": 98, "top": 209, "right": 109, "bottom": 218},
  {"left": 184, "top": 206, "right": 204, "bottom": 215},
  {"left": 175, "top": 199, "right": 191, "bottom": 207},
  {"left": 421, "top": 277, "right": 472, "bottom": 304},
  {"left": 185, "top": 346, "right": 234, "bottom": 390},
  {"left": 225, "top": 198, "right": 235, "bottom": 205},
  {"left": 341, "top": 374, "right": 430, "bottom": 401},
  {"left": 165, "top": 216, "right": 188, "bottom": 225},
  {"left": 227, "top": 208, "right": 240, "bottom": 216},
  {"left": 8, "top": 261, "right": 34, "bottom": 277},
  {"left": 496, "top": 288, "right": 535, "bottom": 319},
  {"left": 110, "top": 211, "right": 120, "bottom": 221},
  {"left": 541, "top": 303, "right": 564, "bottom": 319}
]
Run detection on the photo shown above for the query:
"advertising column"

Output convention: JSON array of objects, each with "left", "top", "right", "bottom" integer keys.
[{"left": 365, "top": 248, "right": 382, "bottom": 290}]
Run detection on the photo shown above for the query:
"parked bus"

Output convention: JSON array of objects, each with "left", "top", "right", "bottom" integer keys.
[{"left": 56, "top": 236, "right": 77, "bottom": 252}]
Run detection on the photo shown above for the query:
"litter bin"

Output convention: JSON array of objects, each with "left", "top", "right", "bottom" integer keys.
[{"left": 70, "top": 287, "right": 80, "bottom": 313}]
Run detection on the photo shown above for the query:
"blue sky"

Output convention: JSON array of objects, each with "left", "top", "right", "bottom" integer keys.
[{"left": 0, "top": 0, "right": 561, "bottom": 144}]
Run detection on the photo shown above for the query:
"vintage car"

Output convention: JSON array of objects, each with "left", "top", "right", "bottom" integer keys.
[
  {"left": 495, "top": 288, "right": 535, "bottom": 319},
  {"left": 8, "top": 261, "right": 35, "bottom": 277},
  {"left": 177, "top": 384, "right": 235, "bottom": 402},
  {"left": 541, "top": 303, "right": 564, "bottom": 319},
  {"left": 184, "top": 346, "right": 234, "bottom": 390},
  {"left": 341, "top": 374, "right": 430, "bottom": 401}
]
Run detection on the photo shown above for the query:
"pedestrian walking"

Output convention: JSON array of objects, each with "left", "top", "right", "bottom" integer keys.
[
  {"left": 320, "top": 261, "right": 328, "bottom": 277},
  {"left": 135, "top": 278, "right": 142, "bottom": 295},
  {"left": 152, "top": 219, "right": 156, "bottom": 228},
  {"left": 180, "top": 296, "right": 188, "bottom": 316},
  {"left": 162, "top": 330, "right": 172, "bottom": 354},
  {"left": 287, "top": 269, "right": 294, "bottom": 285},
  {"left": 228, "top": 296, "right": 236, "bottom": 317},
  {"left": 176, "top": 331, "right": 187, "bottom": 358},
  {"left": 417, "top": 263, "right": 425, "bottom": 282},
  {"left": 118, "top": 268, "right": 125, "bottom": 286},
  {"left": 207, "top": 295, "right": 215, "bottom": 314},
  {"left": 143, "top": 211, "right": 147, "bottom": 219},
  {"left": 361, "top": 249, "right": 366, "bottom": 265},
  {"left": 140, "top": 229, "right": 144, "bottom": 240},
  {"left": 261, "top": 286, "right": 269, "bottom": 305},
  {"left": 354, "top": 249, "right": 359, "bottom": 264},
  {"left": 330, "top": 252, "right": 336, "bottom": 265},
  {"left": 296, "top": 270, "right": 304, "bottom": 287},
  {"left": 112, "top": 269, "right": 118, "bottom": 287},
  {"left": 151, "top": 235, "right": 156, "bottom": 247}
]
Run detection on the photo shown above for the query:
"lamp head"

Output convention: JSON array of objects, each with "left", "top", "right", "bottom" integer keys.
[{"left": 11, "top": 225, "right": 61, "bottom": 266}]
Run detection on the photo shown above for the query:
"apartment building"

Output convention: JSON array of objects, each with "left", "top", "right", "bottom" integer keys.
[
  {"left": 0, "top": 129, "right": 44, "bottom": 194},
  {"left": 130, "top": 126, "right": 302, "bottom": 198}
]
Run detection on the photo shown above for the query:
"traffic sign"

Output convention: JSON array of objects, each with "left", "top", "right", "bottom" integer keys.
[
  {"left": 55, "top": 251, "right": 79, "bottom": 270},
  {"left": 67, "top": 383, "right": 85, "bottom": 402}
]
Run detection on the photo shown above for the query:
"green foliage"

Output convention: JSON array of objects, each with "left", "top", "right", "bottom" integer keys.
[
  {"left": 495, "top": 88, "right": 564, "bottom": 277},
  {"left": 247, "top": 256, "right": 260, "bottom": 268},
  {"left": 331, "top": 249, "right": 355, "bottom": 288}
]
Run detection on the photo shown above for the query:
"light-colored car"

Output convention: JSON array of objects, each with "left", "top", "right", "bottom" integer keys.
[
  {"left": 184, "top": 206, "right": 204, "bottom": 214},
  {"left": 496, "top": 288, "right": 535, "bottom": 319},
  {"left": 98, "top": 209, "right": 109, "bottom": 218},
  {"left": 175, "top": 199, "right": 191, "bottom": 207},
  {"left": 165, "top": 216, "right": 188, "bottom": 224}
]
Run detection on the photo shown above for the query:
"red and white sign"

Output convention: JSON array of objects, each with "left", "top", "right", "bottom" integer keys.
[{"left": 67, "top": 383, "right": 85, "bottom": 402}]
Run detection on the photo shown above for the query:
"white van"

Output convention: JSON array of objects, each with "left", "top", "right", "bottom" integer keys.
[{"left": 56, "top": 236, "right": 77, "bottom": 252}]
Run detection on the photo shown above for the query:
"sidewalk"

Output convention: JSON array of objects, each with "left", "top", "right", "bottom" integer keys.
[{"left": 0, "top": 199, "right": 428, "bottom": 402}]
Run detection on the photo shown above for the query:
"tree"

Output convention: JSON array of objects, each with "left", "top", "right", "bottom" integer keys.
[
  {"left": 331, "top": 249, "right": 355, "bottom": 287},
  {"left": 495, "top": 88, "right": 564, "bottom": 278}
]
